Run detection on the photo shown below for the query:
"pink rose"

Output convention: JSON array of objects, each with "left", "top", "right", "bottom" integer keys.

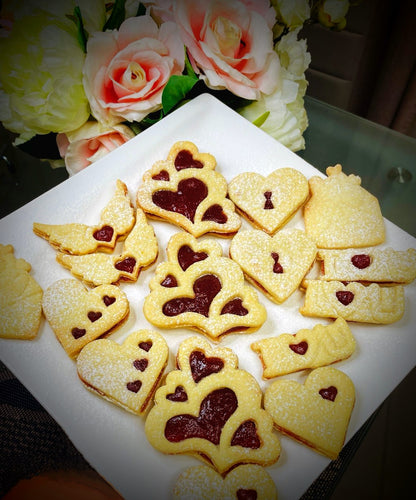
[
  {"left": 83, "top": 15, "right": 185, "bottom": 125},
  {"left": 173, "top": 0, "right": 280, "bottom": 100},
  {"left": 57, "top": 122, "right": 135, "bottom": 175}
]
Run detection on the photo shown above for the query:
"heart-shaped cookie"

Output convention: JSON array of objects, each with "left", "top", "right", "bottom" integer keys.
[
  {"left": 264, "top": 366, "right": 355, "bottom": 459},
  {"left": 230, "top": 228, "right": 317, "bottom": 303},
  {"left": 228, "top": 168, "right": 309, "bottom": 234},
  {"left": 172, "top": 464, "right": 277, "bottom": 499},
  {"left": 77, "top": 330, "right": 169, "bottom": 415},
  {"left": 42, "top": 279, "right": 129, "bottom": 358}
]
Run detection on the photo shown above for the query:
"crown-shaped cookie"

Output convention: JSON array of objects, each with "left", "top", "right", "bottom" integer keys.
[
  {"left": 228, "top": 168, "right": 309, "bottom": 234},
  {"left": 317, "top": 247, "right": 416, "bottom": 284},
  {"left": 145, "top": 337, "right": 281, "bottom": 473},
  {"left": 33, "top": 180, "right": 135, "bottom": 254},
  {"left": 56, "top": 209, "right": 158, "bottom": 286},
  {"left": 264, "top": 366, "right": 355, "bottom": 459},
  {"left": 77, "top": 330, "right": 169, "bottom": 415},
  {"left": 143, "top": 232, "right": 266, "bottom": 340},
  {"left": 172, "top": 464, "right": 277, "bottom": 500},
  {"left": 300, "top": 280, "right": 405, "bottom": 324},
  {"left": 230, "top": 228, "right": 317, "bottom": 304},
  {"left": 252, "top": 317, "right": 356, "bottom": 378},
  {"left": 42, "top": 279, "right": 130, "bottom": 358},
  {"left": 137, "top": 141, "right": 241, "bottom": 237},
  {"left": 304, "top": 165, "right": 385, "bottom": 248},
  {"left": 0, "top": 244, "right": 43, "bottom": 339}
]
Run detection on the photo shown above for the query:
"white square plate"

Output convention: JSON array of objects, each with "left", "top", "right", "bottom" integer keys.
[{"left": 1, "top": 94, "right": 415, "bottom": 499}]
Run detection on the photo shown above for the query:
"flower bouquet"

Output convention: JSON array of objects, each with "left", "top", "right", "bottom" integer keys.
[{"left": 0, "top": 0, "right": 354, "bottom": 175}]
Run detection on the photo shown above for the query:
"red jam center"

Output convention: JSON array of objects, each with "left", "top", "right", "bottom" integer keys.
[
  {"left": 71, "top": 327, "right": 86, "bottom": 339},
  {"left": 102, "top": 295, "right": 116, "bottom": 306},
  {"left": 319, "top": 386, "right": 338, "bottom": 402},
  {"left": 174, "top": 149, "right": 204, "bottom": 170},
  {"left": 190, "top": 350, "right": 224, "bottom": 383},
  {"left": 289, "top": 341, "right": 308, "bottom": 355},
  {"left": 263, "top": 191, "right": 274, "bottom": 210},
  {"left": 152, "top": 170, "right": 170, "bottom": 181},
  {"left": 133, "top": 359, "right": 148, "bottom": 372},
  {"left": 231, "top": 420, "right": 260, "bottom": 449},
  {"left": 271, "top": 252, "right": 284, "bottom": 274},
  {"left": 166, "top": 386, "right": 188, "bottom": 402},
  {"left": 237, "top": 489, "right": 257, "bottom": 500},
  {"left": 115, "top": 257, "right": 136, "bottom": 273},
  {"left": 201, "top": 204, "right": 228, "bottom": 224},
  {"left": 162, "top": 274, "right": 221, "bottom": 317},
  {"left": 164, "top": 388, "right": 237, "bottom": 444},
  {"left": 161, "top": 274, "right": 178, "bottom": 287},
  {"left": 336, "top": 290, "right": 354, "bottom": 305},
  {"left": 351, "top": 254, "right": 371, "bottom": 269},
  {"left": 152, "top": 178, "right": 208, "bottom": 222},
  {"left": 126, "top": 380, "right": 142, "bottom": 393},
  {"left": 221, "top": 298, "right": 248, "bottom": 316},
  {"left": 139, "top": 341, "right": 153, "bottom": 352},
  {"left": 93, "top": 225, "right": 114, "bottom": 242},
  {"left": 88, "top": 311, "right": 102, "bottom": 322},
  {"left": 178, "top": 245, "right": 208, "bottom": 271}
]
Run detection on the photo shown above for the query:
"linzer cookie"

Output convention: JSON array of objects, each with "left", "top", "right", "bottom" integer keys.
[
  {"left": 42, "top": 279, "right": 129, "bottom": 358},
  {"left": 317, "top": 247, "right": 416, "bottom": 284},
  {"left": 143, "top": 232, "right": 266, "bottom": 340},
  {"left": 252, "top": 318, "right": 356, "bottom": 378},
  {"left": 77, "top": 330, "right": 169, "bottom": 415},
  {"left": 228, "top": 168, "right": 309, "bottom": 234},
  {"left": 33, "top": 180, "right": 135, "bottom": 254},
  {"left": 56, "top": 209, "right": 158, "bottom": 286},
  {"left": 137, "top": 141, "right": 241, "bottom": 237},
  {"left": 172, "top": 464, "right": 277, "bottom": 500},
  {"left": 264, "top": 366, "right": 355, "bottom": 459},
  {"left": 300, "top": 280, "right": 405, "bottom": 324},
  {"left": 304, "top": 165, "right": 385, "bottom": 248},
  {"left": 230, "top": 228, "right": 317, "bottom": 303},
  {"left": 0, "top": 244, "right": 43, "bottom": 340},
  {"left": 145, "top": 337, "right": 280, "bottom": 473}
]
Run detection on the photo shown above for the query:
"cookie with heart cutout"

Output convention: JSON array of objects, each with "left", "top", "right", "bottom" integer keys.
[
  {"left": 145, "top": 336, "right": 281, "bottom": 474},
  {"left": 42, "top": 279, "right": 129, "bottom": 358},
  {"left": 137, "top": 141, "right": 241, "bottom": 237},
  {"left": 304, "top": 164, "right": 385, "bottom": 248},
  {"left": 77, "top": 330, "right": 169, "bottom": 415},
  {"left": 252, "top": 317, "right": 356, "bottom": 379},
  {"left": 143, "top": 232, "right": 266, "bottom": 341},
  {"left": 0, "top": 244, "right": 43, "bottom": 340},
  {"left": 228, "top": 168, "right": 309, "bottom": 234},
  {"left": 172, "top": 464, "right": 277, "bottom": 500},
  {"left": 264, "top": 366, "right": 355, "bottom": 460},
  {"left": 316, "top": 247, "right": 416, "bottom": 284},
  {"left": 56, "top": 209, "right": 158, "bottom": 286},
  {"left": 300, "top": 280, "right": 405, "bottom": 324},
  {"left": 230, "top": 228, "right": 317, "bottom": 304},
  {"left": 33, "top": 180, "right": 135, "bottom": 254}
]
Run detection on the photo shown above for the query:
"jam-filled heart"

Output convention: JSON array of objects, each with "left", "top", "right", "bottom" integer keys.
[
  {"left": 162, "top": 274, "right": 221, "bottom": 317},
  {"left": 190, "top": 350, "right": 224, "bottom": 383},
  {"left": 271, "top": 252, "right": 283, "bottom": 274},
  {"left": 263, "top": 191, "right": 274, "bottom": 210},
  {"left": 88, "top": 311, "right": 102, "bottom": 322},
  {"left": 126, "top": 380, "right": 142, "bottom": 393},
  {"left": 115, "top": 257, "right": 136, "bottom": 273},
  {"left": 231, "top": 420, "right": 260, "bottom": 449},
  {"left": 164, "top": 388, "right": 237, "bottom": 445},
  {"left": 93, "top": 225, "right": 114, "bottom": 242},
  {"left": 289, "top": 341, "right": 308, "bottom": 355},
  {"left": 202, "top": 204, "right": 228, "bottom": 224},
  {"left": 166, "top": 385, "right": 188, "bottom": 402},
  {"left": 319, "top": 385, "right": 338, "bottom": 402},
  {"left": 103, "top": 295, "right": 116, "bottom": 307},
  {"left": 178, "top": 245, "right": 208, "bottom": 271},
  {"left": 174, "top": 149, "right": 204, "bottom": 171},
  {"left": 161, "top": 274, "right": 178, "bottom": 287},
  {"left": 351, "top": 254, "right": 371, "bottom": 269},
  {"left": 336, "top": 290, "right": 354, "bottom": 305},
  {"left": 152, "top": 178, "right": 208, "bottom": 222},
  {"left": 139, "top": 341, "right": 153, "bottom": 352},
  {"left": 220, "top": 298, "right": 248, "bottom": 316},
  {"left": 133, "top": 358, "right": 148, "bottom": 372},
  {"left": 152, "top": 170, "right": 170, "bottom": 181},
  {"left": 71, "top": 327, "right": 86, "bottom": 339}
]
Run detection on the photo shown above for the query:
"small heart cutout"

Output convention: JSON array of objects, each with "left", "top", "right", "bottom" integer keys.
[
  {"left": 88, "top": 311, "right": 102, "bottom": 322},
  {"left": 166, "top": 386, "right": 188, "bottom": 402},
  {"left": 178, "top": 245, "right": 208, "bottom": 271},
  {"left": 174, "top": 149, "right": 204, "bottom": 170},
  {"left": 189, "top": 350, "right": 224, "bottom": 383}
]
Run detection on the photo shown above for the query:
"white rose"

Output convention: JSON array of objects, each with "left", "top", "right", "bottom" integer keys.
[{"left": 271, "top": 0, "right": 310, "bottom": 29}]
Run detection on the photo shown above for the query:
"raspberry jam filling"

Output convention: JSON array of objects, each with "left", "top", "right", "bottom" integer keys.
[
  {"left": 336, "top": 290, "right": 354, "bottom": 305},
  {"left": 201, "top": 204, "right": 228, "bottom": 224},
  {"left": 174, "top": 149, "right": 204, "bottom": 170},
  {"left": 271, "top": 252, "right": 284, "bottom": 274},
  {"left": 166, "top": 386, "right": 188, "bottom": 402},
  {"left": 231, "top": 420, "right": 260, "bottom": 449},
  {"left": 289, "top": 341, "right": 308, "bottom": 355},
  {"left": 319, "top": 386, "right": 338, "bottom": 402},
  {"left": 178, "top": 245, "right": 208, "bottom": 271},
  {"left": 190, "top": 350, "right": 224, "bottom": 383},
  {"left": 115, "top": 257, "right": 136, "bottom": 273},
  {"left": 152, "top": 177, "right": 208, "bottom": 222},
  {"left": 351, "top": 253, "right": 371, "bottom": 269},
  {"left": 263, "top": 191, "right": 274, "bottom": 209},
  {"left": 93, "top": 225, "right": 114, "bottom": 242}
]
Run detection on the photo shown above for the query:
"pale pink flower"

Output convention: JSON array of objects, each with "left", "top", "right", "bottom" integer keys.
[
  {"left": 173, "top": 0, "right": 280, "bottom": 100},
  {"left": 83, "top": 15, "right": 185, "bottom": 125},
  {"left": 57, "top": 121, "right": 135, "bottom": 175}
]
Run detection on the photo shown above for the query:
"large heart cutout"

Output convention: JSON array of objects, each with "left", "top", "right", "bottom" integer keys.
[
  {"left": 42, "top": 279, "right": 129, "bottom": 358},
  {"left": 264, "top": 366, "right": 355, "bottom": 459},
  {"left": 152, "top": 178, "right": 208, "bottom": 222},
  {"left": 230, "top": 228, "right": 317, "bottom": 304},
  {"left": 77, "top": 330, "right": 168, "bottom": 415}
]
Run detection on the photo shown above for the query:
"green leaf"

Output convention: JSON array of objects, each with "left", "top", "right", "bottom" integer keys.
[
  {"left": 253, "top": 111, "right": 270, "bottom": 127},
  {"left": 162, "top": 74, "right": 198, "bottom": 115},
  {"left": 184, "top": 51, "right": 197, "bottom": 79},
  {"left": 103, "top": 0, "right": 126, "bottom": 31},
  {"left": 67, "top": 7, "right": 88, "bottom": 53}
]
